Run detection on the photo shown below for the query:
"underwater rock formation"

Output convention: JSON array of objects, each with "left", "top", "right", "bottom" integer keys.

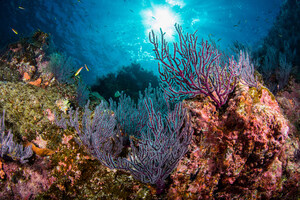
[
  {"left": 167, "top": 82, "right": 299, "bottom": 199},
  {"left": 275, "top": 78, "right": 300, "bottom": 137},
  {"left": 0, "top": 156, "right": 55, "bottom": 199},
  {"left": 0, "top": 31, "right": 54, "bottom": 87},
  {"left": 0, "top": 31, "right": 89, "bottom": 107},
  {"left": 0, "top": 30, "right": 299, "bottom": 199}
]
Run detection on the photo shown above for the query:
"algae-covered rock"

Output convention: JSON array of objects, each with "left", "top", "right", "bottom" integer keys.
[{"left": 0, "top": 81, "right": 73, "bottom": 144}]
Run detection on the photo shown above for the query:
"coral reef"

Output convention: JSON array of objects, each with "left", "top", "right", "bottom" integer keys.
[
  {"left": 0, "top": 31, "right": 155, "bottom": 199},
  {"left": 275, "top": 78, "right": 300, "bottom": 137},
  {"left": 0, "top": 30, "right": 89, "bottom": 107},
  {"left": 36, "top": 131, "right": 154, "bottom": 200},
  {"left": 109, "top": 84, "right": 170, "bottom": 138},
  {"left": 0, "top": 31, "right": 55, "bottom": 88},
  {"left": 0, "top": 81, "right": 74, "bottom": 143},
  {"left": 56, "top": 88, "right": 193, "bottom": 195},
  {"left": 0, "top": 156, "right": 55, "bottom": 199},
  {"left": 0, "top": 30, "right": 298, "bottom": 199},
  {"left": 167, "top": 82, "right": 299, "bottom": 199}
]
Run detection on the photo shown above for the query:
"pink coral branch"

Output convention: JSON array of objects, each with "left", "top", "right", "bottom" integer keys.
[{"left": 149, "top": 24, "right": 240, "bottom": 108}]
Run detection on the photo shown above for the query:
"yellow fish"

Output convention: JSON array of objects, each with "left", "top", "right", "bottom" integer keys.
[
  {"left": 84, "top": 64, "right": 89, "bottom": 71},
  {"left": 11, "top": 28, "right": 18, "bottom": 34},
  {"left": 75, "top": 67, "right": 83, "bottom": 76}
]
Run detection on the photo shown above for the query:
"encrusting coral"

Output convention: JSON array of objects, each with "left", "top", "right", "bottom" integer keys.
[{"left": 167, "top": 82, "right": 299, "bottom": 199}]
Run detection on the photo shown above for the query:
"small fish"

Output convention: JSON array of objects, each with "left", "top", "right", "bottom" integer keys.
[
  {"left": 152, "top": 16, "right": 156, "bottom": 20},
  {"left": 18, "top": 6, "right": 25, "bottom": 10},
  {"left": 75, "top": 67, "right": 83, "bottom": 76},
  {"left": 114, "top": 91, "right": 121, "bottom": 98},
  {"left": 11, "top": 28, "right": 18, "bottom": 34},
  {"left": 84, "top": 64, "right": 89, "bottom": 71},
  {"left": 278, "top": 34, "right": 283, "bottom": 37},
  {"left": 129, "top": 9, "right": 134, "bottom": 13},
  {"left": 217, "top": 38, "right": 222, "bottom": 42},
  {"left": 233, "top": 24, "right": 239, "bottom": 27}
]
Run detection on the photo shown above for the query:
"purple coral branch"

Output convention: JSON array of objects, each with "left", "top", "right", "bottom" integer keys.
[
  {"left": 0, "top": 110, "right": 33, "bottom": 164},
  {"left": 120, "top": 99, "right": 193, "bottom": 194},
  {"left": 55, "top": 101, "right": 124, "bottom": 169},
  {"left": 55, "top": 97, "right": 193, "bottom": 193},
  {"left": 149, "top": 24, "right": 240, "bottom": 108},
  {"left": 238, "top": 50, "right": 258, "bottom": 88}
]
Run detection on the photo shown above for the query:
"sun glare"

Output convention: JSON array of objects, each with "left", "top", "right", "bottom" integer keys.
[
  {"left": 141, "top": 5, "right": 180, "bottom": 41},
  {"left": 165, "top": 0, "right": 185, "bottom": 8}
]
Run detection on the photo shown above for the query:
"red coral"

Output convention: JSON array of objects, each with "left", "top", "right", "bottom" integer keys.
[
  {"left": 0, "top": 157, "right": 55, "bottom": 199},
  {"left": 167, "top": 82, "right": 299, "bottom": 199}
]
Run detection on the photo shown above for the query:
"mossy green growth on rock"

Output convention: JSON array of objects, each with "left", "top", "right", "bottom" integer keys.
[
  {"left": 0, "top": 81, "right": 74, "bottom": 146},
  {"left": 235, "top": 82, "right": 276, "bottom": 116},
  {"left": 248, "top": 85, "right": 275, "bottom": 104},
  {"left": 0, "top": 61, "right": 21, "bottom": 82}
]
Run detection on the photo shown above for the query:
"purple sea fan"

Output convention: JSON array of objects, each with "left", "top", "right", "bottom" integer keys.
[
  {"left": 0, "top": 110, "right": 33, "bottom": 164},
  {"left": 119, "top": 99, "right": 193, "bottom": 194},
  {"left": 238, "top": 50, "right": 258, "bottom": 88},
  {"left": 149, "top": 23, "right": 240, "bottom": 108},
  {"left": 56, "top": 101, "right": 124, "bottom": 169}
]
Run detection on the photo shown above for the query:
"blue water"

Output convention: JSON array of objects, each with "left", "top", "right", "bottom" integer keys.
[{"left": 0, "top": 0, "right": 283, "bottom": 85}]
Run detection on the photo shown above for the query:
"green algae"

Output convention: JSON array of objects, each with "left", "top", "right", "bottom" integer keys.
[
  {"left": 0, "top": 81, "right": 75, "bottom": 146},
  {"left": 248, "top": 85, "right": 275, "bottom": 104},
  {"left": 0, "top": 61, "right": 20, "bottom": 82}
]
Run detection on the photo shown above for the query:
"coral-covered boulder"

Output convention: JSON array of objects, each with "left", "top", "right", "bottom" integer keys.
[
  {"left": 167, "top": 82, "right": 299, "bottom": 199},
  {"left": 0, "top": 157, "right": 55, "bottom": 199},
  {"left": 276, "top": 78, "right": 300, "bottom": 137}
]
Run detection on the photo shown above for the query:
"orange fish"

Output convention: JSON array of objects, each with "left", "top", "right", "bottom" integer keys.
[
  {"left": 75, "top": 67, "right": 83, "bottom": 76},
  {"left": 11, "top": 28, "right": 18, "bottom": 34},
  {"left": 84, "top": 64, "right": 89, "bottom": 71}
]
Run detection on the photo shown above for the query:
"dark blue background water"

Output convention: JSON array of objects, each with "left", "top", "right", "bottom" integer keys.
[{"left": 0, "top": 0, "right": 283, "bottom": 84}]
